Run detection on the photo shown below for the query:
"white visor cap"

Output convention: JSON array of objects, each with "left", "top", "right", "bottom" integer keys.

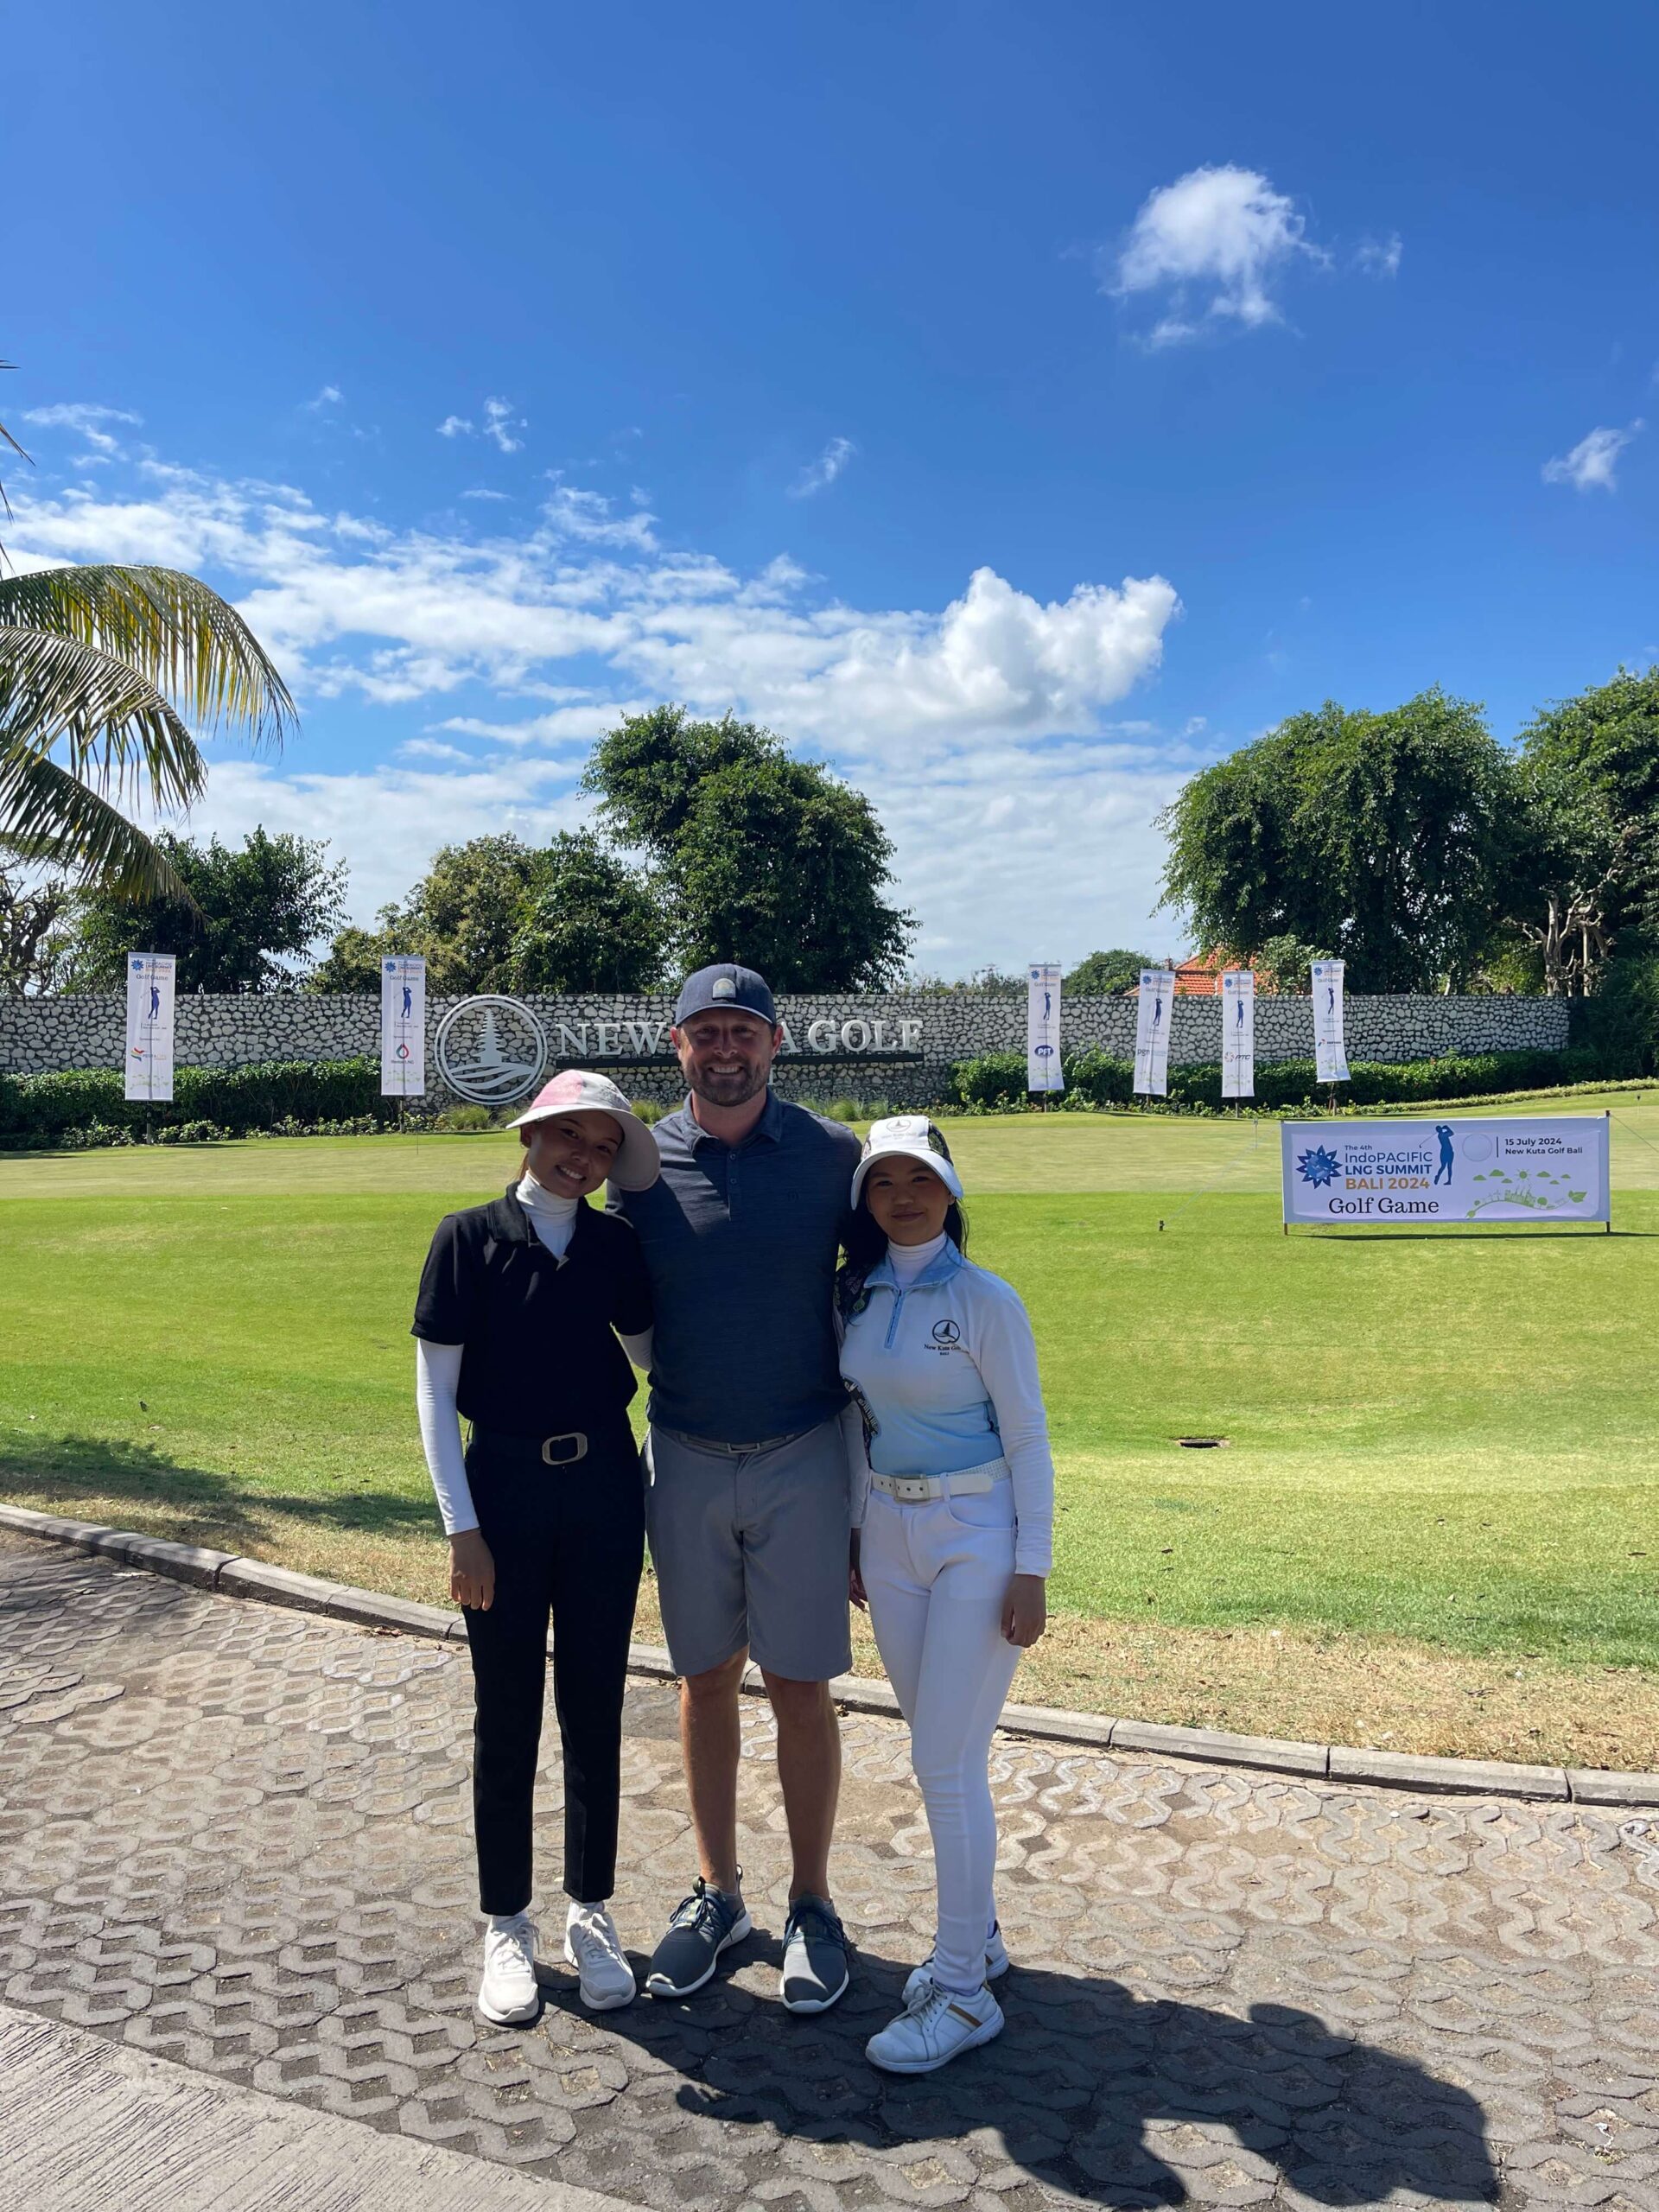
[
  {"left": 849, "top": 1114, "right": 964, "bottom": 1211},
  {"left": 506, "top": 1068, "right": 661, "bottom": 1191}
]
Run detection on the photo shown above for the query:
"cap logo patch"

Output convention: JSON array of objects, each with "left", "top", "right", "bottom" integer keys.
[{"left": 712, "top": 976, "right": 736, "bottom": 998}]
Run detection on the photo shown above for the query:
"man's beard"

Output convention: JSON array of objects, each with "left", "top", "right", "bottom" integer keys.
[{"left": 687, "top": 1058, "right": 769, "bottom": 1107}]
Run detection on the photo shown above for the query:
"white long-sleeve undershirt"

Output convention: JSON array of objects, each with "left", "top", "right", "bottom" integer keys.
[{"left": 416, "top": 1173, "right": 652, "bottom": 1538}]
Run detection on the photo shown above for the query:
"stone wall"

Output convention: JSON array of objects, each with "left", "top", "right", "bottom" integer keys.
[{"left": 0, "top": 988, "right": 1571, "bottom": 1109}]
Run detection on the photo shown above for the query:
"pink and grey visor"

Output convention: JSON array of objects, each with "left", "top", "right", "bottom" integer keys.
[{"left": 506, "top": 1069, "right": 661, "bottom": 1191}]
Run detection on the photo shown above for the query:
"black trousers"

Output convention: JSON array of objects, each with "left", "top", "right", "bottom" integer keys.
[{"left": 462, "top": 1419, "right": 645, "bottom": 1916}]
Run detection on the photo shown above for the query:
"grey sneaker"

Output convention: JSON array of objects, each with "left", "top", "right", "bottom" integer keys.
[
  {"left": 780, "top": 1893, "right": 852, "bottom": 2013},
  {"left": 645, "top": 1877, "right": 752, "bottom": 1999}
]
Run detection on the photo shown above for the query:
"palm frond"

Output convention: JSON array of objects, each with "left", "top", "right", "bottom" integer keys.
[
  {"left": 0, "top": 744, "right": 190, "bottom": 903},
  {"left": 0, "top": 626, "right": 207, "bottom": 812},
  {"left": 0, "top": 564, "right": 296, "bottom": 751}
]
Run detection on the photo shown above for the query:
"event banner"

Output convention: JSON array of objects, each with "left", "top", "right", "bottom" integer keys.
[
  {"left": 1281, "top": 1114, "right": 1611, "bottom": 1226},
  {"left": 1026, "top": 962, "right": 1064, "bottom": 1095},
  {"left": 1220, "top": 968, "right": 1255, "bottom": 1097},
  {"left": 1133, "top": 967, "right": 1175, "bottom": 1096},
  {"left": 124, "top": 952, "right": 176, "bottom": 1103},
  {"left": 1312, "top": 958, "right": 1350, "bottom": 1084},
  {"left": 380, "top": 954, "right": 427, "bottom": 1096}
]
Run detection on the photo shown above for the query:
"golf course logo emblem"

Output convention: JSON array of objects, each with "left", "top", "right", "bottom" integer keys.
[
  {"left": 434, "top": 995, "right": 548, "bottom": 1105},
  {"left": 1296, "top": 1142, "right": 1344, "bottom": 1190}
]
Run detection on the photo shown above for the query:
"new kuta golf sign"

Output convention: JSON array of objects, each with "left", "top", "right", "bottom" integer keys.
[
  {"left": 428, "top": 992, "right": 929, "bottom": 1106},
  {"left": 1281, "top": 1115, "right": 1611, "bottom": 1227}
]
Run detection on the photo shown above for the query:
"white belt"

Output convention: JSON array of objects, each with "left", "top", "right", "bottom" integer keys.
[{"left": 868, "top": 1456, "right": 1009, "bottom": 1504}]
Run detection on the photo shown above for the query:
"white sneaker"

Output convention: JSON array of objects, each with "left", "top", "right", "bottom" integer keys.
[
  {"left": 866, "top": 1974, "right": 1004, "bottom": 2075},
  {"left": 564, "top": 1903, "right": 636, "bottom": 2012},
  {"left": 478, "top": 1912, "right": 540, "bottom": 2025},
  {"left": 904, "top": 1923, "right": 1009, "bottom": 2005}
]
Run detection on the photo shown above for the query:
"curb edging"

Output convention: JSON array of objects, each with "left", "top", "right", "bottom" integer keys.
[{"left": 3, "top": 1501, "right": 1657, "bottom": 1810}]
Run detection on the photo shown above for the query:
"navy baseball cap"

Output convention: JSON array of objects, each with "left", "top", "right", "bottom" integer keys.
[{"left": 672, "top": 962, "right": 777, "bottom": 1027}]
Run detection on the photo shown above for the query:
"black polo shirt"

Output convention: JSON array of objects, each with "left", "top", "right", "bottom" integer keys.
[{"left": 412, "top": 1186, "right": 652, "bottom": 1438}]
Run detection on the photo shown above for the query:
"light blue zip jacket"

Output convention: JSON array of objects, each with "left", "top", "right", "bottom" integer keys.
[{"left": 839, "top": 1237, "right": 1055, "bottom": 1577}]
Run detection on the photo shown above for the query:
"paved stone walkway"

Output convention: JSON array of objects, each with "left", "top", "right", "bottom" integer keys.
[{"left": 3, "top": 1527, "right": 1658, "bottom": 2212}]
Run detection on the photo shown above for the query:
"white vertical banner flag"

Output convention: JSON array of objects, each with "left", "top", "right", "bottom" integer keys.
[
  {"left": 1133, "top": 967, "right": 1175, "bottom": 1096},
  {"left": 1220, "top": 968, "right": 1255, "bottom": 1097},
  {"left": 1312, "top": 959, "right": 1350, "bottom": 1084},
  {"left": 124, "top": 952, "right": 176, "bottom": 1103},
  {"left": 381, "top": 955, "right": 427, "bottom": 1096},
  {"left": 1026, "top": 962, "right": 1064, "bottom": 1095}
]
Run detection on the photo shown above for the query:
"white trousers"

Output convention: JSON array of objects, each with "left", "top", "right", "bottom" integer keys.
[{"left": 861, "top": 1478, "right": 1022, "bottom": 1997}]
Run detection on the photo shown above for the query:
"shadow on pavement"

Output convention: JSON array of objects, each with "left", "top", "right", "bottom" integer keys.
[{"left": 535, "top": 1939, "right": 1498, "bottom": 2208}]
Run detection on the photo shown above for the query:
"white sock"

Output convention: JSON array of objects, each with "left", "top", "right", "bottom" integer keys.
[{"left": 487, "top": 1910, "right": 529, "bottom": 1930}]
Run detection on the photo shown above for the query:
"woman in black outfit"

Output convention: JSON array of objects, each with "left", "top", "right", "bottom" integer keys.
[{"left": 413, "top": 1069, "right": 658, "bottom": 2022}]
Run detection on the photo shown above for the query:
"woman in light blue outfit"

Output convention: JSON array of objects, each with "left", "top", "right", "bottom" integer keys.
[{"left": 837, "top": 1116, "right": 1053, "bottom": 2076}]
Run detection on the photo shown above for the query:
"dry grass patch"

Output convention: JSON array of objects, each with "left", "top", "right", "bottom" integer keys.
[{"left": 12, "top": 1484, "right": 1654, "bottom": 1774}]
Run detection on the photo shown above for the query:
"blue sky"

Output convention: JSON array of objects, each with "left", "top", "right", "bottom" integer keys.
[{"left": 8, "top": 2, "right": 1656, "bottom": 969}]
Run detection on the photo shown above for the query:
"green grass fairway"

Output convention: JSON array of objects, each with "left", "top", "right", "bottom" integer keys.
[{"left": 3, "top": 1087, "right": 1657, "bottom": 1198}]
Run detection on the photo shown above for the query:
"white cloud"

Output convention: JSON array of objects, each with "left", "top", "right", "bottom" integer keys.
[
  {"left": 790, "top": 435, "right": 856, "bottom": 498},
  {"left": 481, "top": 397, "right": 525, "bottom": 454},
  {"left": 543, "top": 477, "right": 658, "bottom": 549},
  {"left": 461, "top": 486, "right": 512, "bottom": 501},
  {"left": 302, "top": 385, "right": 344, "bottom": 411},
  {"left": 3, "top": 447, "right": 1185, "bottom": 963},
  {"left": 1110, "top": 165, "right": 1329, "bottom": 341},
  {"left": 21, "top": 402, "right": 143, "bottom": 456},
  {"left": 1353, "top": 233, "right": 1402, "bottom": 279},
  {"left": 437, "top": 398, "right": 525, "bottom": 454},
  {"left": 1542, "top": 421, "right": 1643, "bottom": 493}
]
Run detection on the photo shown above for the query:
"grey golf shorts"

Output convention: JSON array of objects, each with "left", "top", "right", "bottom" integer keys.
[{"left": 643, "top": 1417, "right": 853, "bottom": 1682}]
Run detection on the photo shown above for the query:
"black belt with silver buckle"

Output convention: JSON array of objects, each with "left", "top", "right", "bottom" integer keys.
[{"left": 471, "top": 1424, "right": 589, "bottom": 1466}]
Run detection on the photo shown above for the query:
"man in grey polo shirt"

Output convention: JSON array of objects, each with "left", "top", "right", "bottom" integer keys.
[{"left": 612, "top": 962, "right": 861, "bottom": 2012}]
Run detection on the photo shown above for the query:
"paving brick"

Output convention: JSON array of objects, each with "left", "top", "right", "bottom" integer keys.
[
  {"left": 3, "top": 1522, "right": 1650, "bottom": 2212},
  {"left": 216, "top": 1559, "right": 347, "bottom": 1616},
  {"left": 1568, "top": 1767, "right": 1659, "bottom": 1808},
  {"left": 322, "top": 1588, "right": 454, "bottom": 1641},
  {"left": 1327, "top": 1745, "right": 1570, "bottom": 1798},
  {"left": 1110, "top": 1719, "right": 1328, "bottom": 1777},
  {"left": 111, "top": 1535, "right": 234, "bottom": 1589}
]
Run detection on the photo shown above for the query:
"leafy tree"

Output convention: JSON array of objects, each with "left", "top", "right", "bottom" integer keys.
[
  {"left": 1253, "top": 933, "right": 1334, "bottom": 995},
  {"left": 904, "top": 965, "right": 1026, "bottom": 995},
  {"left": 585, "top": 707, "right": 912, "bottom": 988},
  {"left": 509, "top": 830, "right": 662, "bottom": 991},
  {"left": 1512, "top": 665, "right": 1659, "bottom": 991},
  {"left": 0, "top": 862, "right": 74, "bottom": 995},
  {"left": 1157, "top": 690, "right": 1524, "bottom": 991},
  {"left": 1, "top": 563, "right": 294, "bottom": 902},
  {"left": 307, "top": 925, "right": 391, "bottom": 994},
  {"left": 316, "top": 834, "right": 546, "bottom": 995},
  {"left": 1064, "top": 948, "right": 1151, "bottom": 995},
  {"left": 64, "top": 829, "right": 347, "bottom": 992}
]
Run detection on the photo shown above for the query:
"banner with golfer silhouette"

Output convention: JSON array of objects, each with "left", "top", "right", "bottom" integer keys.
[
  {"left": 1133, "top": 967, "right": 1175, "bottom": 1096},
  {"left": 1311, "top": 959, "right": 1350, "bottom": 1084},
  {"left": 124, "top": 952, "right": 175, "bottom": 1103},
  {"left": 1281, "top": 1114, "right": 1611, "bottom": 1226},
  {"left": 380, "top": 955, "right": 427, "bottom": 1096},
  {"left": 1026, "top": 963, "right": 1064, "bottom": 1095},
  {"left": 1220, "top": 968, "right": 1255, "bottom": 1098}
]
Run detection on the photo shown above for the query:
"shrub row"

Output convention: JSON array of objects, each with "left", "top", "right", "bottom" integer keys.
[
  {"left": 949, "top": 1046, "right": 1611, "bottom": 1114},
  {"left": 0, "top": 1058, "right": 397, "bottom": 1143}
]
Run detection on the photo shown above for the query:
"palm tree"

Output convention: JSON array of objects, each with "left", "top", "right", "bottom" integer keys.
[{"left": 1, "top": 373, "right": 296, "bottom": 904}]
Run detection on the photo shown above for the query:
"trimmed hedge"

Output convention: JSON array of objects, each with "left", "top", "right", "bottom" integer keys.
[
  {"left": 0, "top": 1057, "right": 397, "bottom": 1143},
  {"left": 950, "top": 1045, "right": 1609, "bottom": 1114}
]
